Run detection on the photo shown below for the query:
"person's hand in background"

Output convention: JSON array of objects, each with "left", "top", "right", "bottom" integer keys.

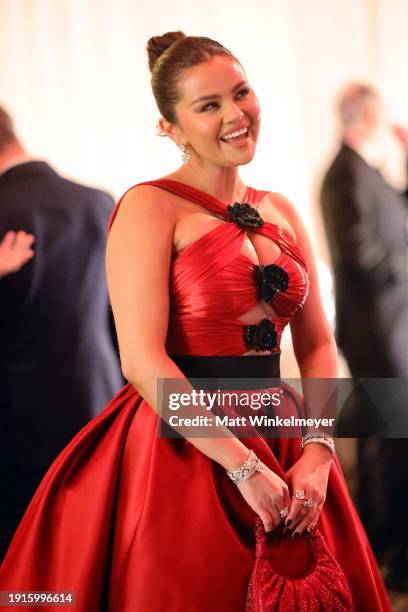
[
  {"left": 391, "top": 124, "right": 408, "bottom": 152},
  {"left": 0, "top": 230, "right": 35, "bottom": 278}
]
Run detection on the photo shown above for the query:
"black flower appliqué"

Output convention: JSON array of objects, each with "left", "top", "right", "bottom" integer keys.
[
  {"left": 244, "top": 317, "right": 278, "bottom": 352},
  {"left": 227, "top": 202, "right": 264, "bottom": 229},
  {"left": 255, "top": 264, "right": 289, "bottom": 302}
]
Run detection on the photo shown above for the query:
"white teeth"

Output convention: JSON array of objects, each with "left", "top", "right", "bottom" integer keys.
[{"left": 221, "top": 127, "right": 248, "bottom": 141}]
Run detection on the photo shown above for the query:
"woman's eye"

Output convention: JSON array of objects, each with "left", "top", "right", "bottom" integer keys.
[
  {"left": 199, "top": 88, "right": 250, "bottom": 112},
  {"left": 237, "top": 87, "right": 250, "bottom": 98},
  {"left": 200, "top": 102, "right": 219, "bottom": 112}
]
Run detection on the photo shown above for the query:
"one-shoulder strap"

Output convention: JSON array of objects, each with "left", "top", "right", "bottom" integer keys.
[
  {"left": 136, "top": 180, "right": 268, "bottom": 214},
  {"left": 108, "top": 178, "right": 254, "bottom": 232},
  {"left": 139, "top": 179, "right": 244, "bottom": 216},
  {"left": 107, "top": 178, "right": 232, "bottom": 233}
]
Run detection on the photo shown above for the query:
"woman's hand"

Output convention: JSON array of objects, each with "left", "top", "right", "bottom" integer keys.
[
  {"left": 236, "top": 464, "right": 291, "bottom": 533},
  {"left": 284, "top": 444, "right": 332, "bottom": 538}
]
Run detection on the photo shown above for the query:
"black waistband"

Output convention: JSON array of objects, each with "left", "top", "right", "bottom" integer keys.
[{"left": 169, "top": 353, "right": 281, "bottom": 389}]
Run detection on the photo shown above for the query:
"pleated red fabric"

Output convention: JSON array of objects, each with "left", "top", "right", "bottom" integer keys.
[{"left": 0, "top": 180, "right": 390, "bottom": 611}]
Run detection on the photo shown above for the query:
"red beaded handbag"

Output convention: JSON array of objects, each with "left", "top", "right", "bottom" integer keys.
[{"left": 245, "top": 517, "right": 354, "bottom": 611}]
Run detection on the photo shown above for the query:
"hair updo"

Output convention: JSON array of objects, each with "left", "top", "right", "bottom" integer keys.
[{"left": 146, "top": 31, "right": 238, "bottom": 124}]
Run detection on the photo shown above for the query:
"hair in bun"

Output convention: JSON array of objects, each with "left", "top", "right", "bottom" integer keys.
[
  {"left": 147, "top": 31, "right": 186, "bottom": 73},
  {"left": 146, "top": 32, "right": 237, "bottom": 124}
]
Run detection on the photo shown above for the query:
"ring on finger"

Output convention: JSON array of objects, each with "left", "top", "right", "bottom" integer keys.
[
  {"left": 294, "top": 489, "right": 306, "bottom": 500},
  {"left": 302, "top": 497, "right": 314, "bottom": 510},
  {"left": 279, "top": 506, "right": 289, "bottom": 520}
]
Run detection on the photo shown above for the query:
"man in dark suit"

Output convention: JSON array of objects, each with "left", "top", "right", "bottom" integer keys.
[
  {"left": 320, "top": 84, "right": 408, "bottom": 589},
  {"left": 0, "top": 105, "right": 124, "bottom": 559}
]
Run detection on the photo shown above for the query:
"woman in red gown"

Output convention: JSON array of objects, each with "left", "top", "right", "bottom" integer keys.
[{"left": 0, "top": 32, "right": 390, "bottom": 611}]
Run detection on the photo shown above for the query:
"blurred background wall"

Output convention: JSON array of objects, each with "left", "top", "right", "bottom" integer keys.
[{"left": 1, "top": 0, "right": 407, "bottom": 374}]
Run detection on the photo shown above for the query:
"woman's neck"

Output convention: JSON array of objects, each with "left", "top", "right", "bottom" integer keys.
[{"left": 163, "top": 164, "right": 247, "bottom": 204}]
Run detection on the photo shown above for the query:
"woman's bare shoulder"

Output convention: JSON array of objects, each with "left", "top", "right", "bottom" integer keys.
[
  {"left": 119, "top": 182, "right": 175, "bottom": 210},
  {"left": 111, "top": 183, "right": 177, "bottom": 232}
]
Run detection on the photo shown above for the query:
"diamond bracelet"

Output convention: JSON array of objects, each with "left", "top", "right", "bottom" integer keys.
[
  {"left": 226, "top": 449, "right": 263, "bottom": 484},
  {"left": 301, "top": 431, "right": 335, "bottom": 455}
]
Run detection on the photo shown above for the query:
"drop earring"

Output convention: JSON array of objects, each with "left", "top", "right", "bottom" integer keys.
[{"left": 177, "top": 143, "right": 191, "bottom": 165}]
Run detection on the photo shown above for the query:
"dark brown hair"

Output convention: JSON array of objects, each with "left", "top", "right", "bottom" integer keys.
[
  {"left": 0, "top": 105, "right": 16, "bottom": 151},
  {"left": 147, "top": 31, "right": 238, "bottom": 124}
]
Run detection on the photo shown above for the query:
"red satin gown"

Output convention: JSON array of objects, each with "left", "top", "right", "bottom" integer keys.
[{"left": 0, "top": 180, "right": 390, "bottom": 611}]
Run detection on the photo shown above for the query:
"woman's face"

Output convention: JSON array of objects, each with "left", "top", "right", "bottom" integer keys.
[{"left": 168, "top": 55, "right": 261, "bottom": 168}]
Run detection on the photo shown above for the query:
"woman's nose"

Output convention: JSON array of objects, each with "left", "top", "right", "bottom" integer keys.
[{"left": 223, "top": 103, "right": 244, "bottom": 124}]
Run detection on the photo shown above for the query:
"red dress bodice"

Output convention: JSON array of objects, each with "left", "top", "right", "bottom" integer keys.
[{"left": 109, "top": 179, "right": 310, "bottom": 356}]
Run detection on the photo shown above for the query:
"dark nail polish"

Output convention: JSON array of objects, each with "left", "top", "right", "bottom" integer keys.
[
  {"left": 285, "top": 519, "right": 292, "bottom": 527},
  {"left": 292, "top": 532, "right": 299, "bottom": 540}
]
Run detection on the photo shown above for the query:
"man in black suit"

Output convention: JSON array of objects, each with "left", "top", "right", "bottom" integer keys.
[
  {"left": 0, "top": 105, "right": 124, "bottom": 559},
  {"left": 320, "top": 84, "right": 408, "bottom": 589}
]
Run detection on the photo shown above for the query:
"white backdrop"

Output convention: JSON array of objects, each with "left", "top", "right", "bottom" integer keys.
[{"left": 1, "top": 0, "right": 407, "bottom": 374}]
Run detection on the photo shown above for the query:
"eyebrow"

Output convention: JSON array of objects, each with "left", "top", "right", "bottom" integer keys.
[{"left": 189, "top": 80, "right": 247, "bottom": 107}]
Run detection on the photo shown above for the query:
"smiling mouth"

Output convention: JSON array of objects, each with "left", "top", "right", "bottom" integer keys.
[{"left": 220, "top": 126, "right": 249, "bottom": 143}]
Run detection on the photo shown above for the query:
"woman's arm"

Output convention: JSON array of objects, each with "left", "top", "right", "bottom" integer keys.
[{"left": 106, "top": 185, "right": 252, "bottom": 470}]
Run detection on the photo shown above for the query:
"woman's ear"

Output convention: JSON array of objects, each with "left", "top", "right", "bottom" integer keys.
[
  {"left": 156, "top": 118, "right": 167, "bottom": 137},
  {"left": 158, "top": 117, "right": 183, "bottom": 146}
]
